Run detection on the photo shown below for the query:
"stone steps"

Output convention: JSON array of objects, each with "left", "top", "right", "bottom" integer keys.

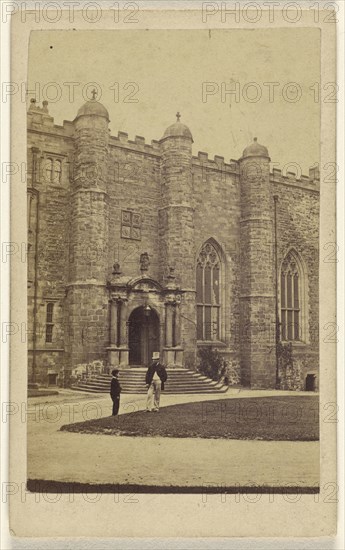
[{"left": 71, "top": 368, "right": 228, "bottom": 394}]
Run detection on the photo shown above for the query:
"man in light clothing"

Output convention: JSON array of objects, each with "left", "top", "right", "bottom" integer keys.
[{"left": 145, "top": 352, "right": 167, "bottom": 412}]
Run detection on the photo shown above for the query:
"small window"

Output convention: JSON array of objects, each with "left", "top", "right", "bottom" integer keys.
[
  {"left": 54, "top": 160, "right": 62, "bottom": 183},
  {"left": 44, "top": 157, "right": 62, "bottom": 184},
  {"left": 45, "top": 303, "right": 54, "bottom": 343},
  {"left": 46, "top": 158, "right": 53, "bottom": 182}
]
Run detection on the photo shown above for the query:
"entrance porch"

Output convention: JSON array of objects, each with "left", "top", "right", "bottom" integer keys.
[{"left": 106, "top": 276, "right": 184, "bottom": 368}]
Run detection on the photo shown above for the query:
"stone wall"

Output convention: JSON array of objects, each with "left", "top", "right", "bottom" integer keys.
[
  {"left": 27, "top": 104, "right": 73, "bottom": 385},
  {"left": 192, "top": 157, "right": 241, "bottom": 370},
  {"left": 272, "top": 176, "right": 320, "bottom": 389},
  {"left": 107, "top": 139, "right": 161, "bottom": 283},
  {"left": 27, "top": 101, "right": 319, "bottom": 389},
  {"left": 239, "top": 153, "right": 276, "bottom": 389}
]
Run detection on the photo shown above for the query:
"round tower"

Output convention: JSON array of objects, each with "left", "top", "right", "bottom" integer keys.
[
  {"left": 65, "top": 96, "right": 110, "bottom": 375},
  {"left": 239, "top": 138, "right": 276, "bottom": 388},
  {"left": 160, "top": 113, "right": 195, "bottom": 366}
]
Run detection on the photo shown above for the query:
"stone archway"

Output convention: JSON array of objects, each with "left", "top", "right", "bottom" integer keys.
[{"left": 128, "top": 306, "right": 160, "bottom": 367}]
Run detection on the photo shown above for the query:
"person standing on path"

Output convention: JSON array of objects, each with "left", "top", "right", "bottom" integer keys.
[
  {"left": 110, "top": 369, "right": 122, "bottom": 416},
  {"left": 145, "top": 352, "right": 167, "bottom": 412}
]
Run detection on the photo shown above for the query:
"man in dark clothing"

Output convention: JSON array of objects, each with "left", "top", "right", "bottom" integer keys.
[
  {"left": 145, "top": 352, "right": 168, "bottom": 412},
  {"left": 110, "top": 369, "right": 122, "bottom": 416}
]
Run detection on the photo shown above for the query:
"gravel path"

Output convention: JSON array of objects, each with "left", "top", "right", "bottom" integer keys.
[{"left": 27, "top": 390, "right": 319, "bottom": 488}]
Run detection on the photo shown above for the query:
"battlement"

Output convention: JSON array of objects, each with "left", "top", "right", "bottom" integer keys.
[
  {"left": 27, "top": 101, "right": 76, "bottom": 139},
  {"left": 109, "top": 130, "right": 161, "bottom": 156},
  {"left": 192, "top": 151, "right": 239, "bottom": 174},
  {"left": 27, "top": 102, "right": 320, "bottom": 193},
  {"left": 270, "top": 166, "right": 320, "bottom": 191}
]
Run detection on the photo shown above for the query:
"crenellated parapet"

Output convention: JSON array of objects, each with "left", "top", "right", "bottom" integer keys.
[
  {"left": 270, "top": 166, "right": 320, "bottom": 192},
  {"left": 192, "top": 151, "right": 240, "bottom": 177},
  {"left": 27, "top": 99, "right": 75, "bottom": 139},
  {"left": 109, "top": 131, "right": 161, "bottom": 156},
  {"left": 192, "top": 152, "right": 240, "bottom": 175}
]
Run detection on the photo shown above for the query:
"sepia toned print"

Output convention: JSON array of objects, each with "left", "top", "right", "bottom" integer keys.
[
  {"left": 8, "top": 5, "right": 338, "bottom": 540},
  {"left": 26, "top": 28, "right": 320, "bottom": 489}
]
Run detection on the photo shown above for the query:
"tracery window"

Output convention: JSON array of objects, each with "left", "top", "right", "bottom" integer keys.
[
  {"left": 280, "top": 251, "right": 302, "bottom": 341},
  {"left": 196, "top": 242, "right": 221, "bottom": 341}
]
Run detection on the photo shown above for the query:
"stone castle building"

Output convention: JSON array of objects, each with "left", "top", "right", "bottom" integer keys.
[{"left": 27, "top": 96, "right": 320, "bottom": 390}]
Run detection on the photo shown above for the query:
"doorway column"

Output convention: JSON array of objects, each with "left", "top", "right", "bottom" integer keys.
[
  {"left": 165, "top": 302, "right": 173, "bottom": 348},
  {"left": 174, "top": 304, "right": 181, "bottom": 346},
  {"left": 164, "top": 300, "right": 175, "bottom": 367},
  {"left": 163, "top": 298, "right": 184, "bottom": 367},
  {"left": 107, "top": 296, "right": 121, "bottom": 367},
  {"left": 110, "top": 298, "right": 119, "bottom": 346},
  {"left": 119, "top": 298, "right": 129, "bottom": 367},
  {"left": 173, "top": 302, "right": 184, "bottom": 366}
]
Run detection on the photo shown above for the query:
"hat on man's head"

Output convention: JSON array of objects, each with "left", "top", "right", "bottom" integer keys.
[
  {"left": 112, "top": 369, "right": 119, "bottom": 376},
  {"left": 152, "top": 352, "right": 160, "bottom": 361}
]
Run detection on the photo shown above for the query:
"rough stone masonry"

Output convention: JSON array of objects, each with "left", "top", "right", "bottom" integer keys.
[{"left": 27, "top": 97, "right": 319, "bottom": 390}]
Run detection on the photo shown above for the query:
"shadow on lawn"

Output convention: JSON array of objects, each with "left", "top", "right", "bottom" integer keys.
[{"left": 60, "top": 396, "right": 319, "bottom": 441}]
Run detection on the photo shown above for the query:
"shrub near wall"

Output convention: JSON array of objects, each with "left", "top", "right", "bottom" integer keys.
[
  {"left": 197, "top": 348, "right": 241, "bottom": 386},
  {"left": 197, "top": 347, "right": 227, "bottom": 382},
  {"left": 277, "top": 342, "right": 303, "bottom": 391},
  {"left": 223, "top": 357, "right": 241, "bottom": 386}
]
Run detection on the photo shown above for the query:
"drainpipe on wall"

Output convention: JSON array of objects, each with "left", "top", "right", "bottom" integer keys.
[
  {"left": 30, "top": 148, "right": 40, "bottom": 385},
  {"left": 273, "top": 195, "right": 280, "bottom": 389},
  {"left": 32, "top": 193, "right": 39, "bottom": 384}
]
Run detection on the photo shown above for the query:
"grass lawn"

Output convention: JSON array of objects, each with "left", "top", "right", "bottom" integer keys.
[
  {"left": 28, "top": 389, "right": 59, "bottom": 398},
  {"left": 61, "top": 395, "right": 319, "bottom": 441}
]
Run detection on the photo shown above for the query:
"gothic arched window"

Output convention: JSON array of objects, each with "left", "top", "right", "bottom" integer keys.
[
  {"left": 196, "top": 242, "right": 221, "bottom": 341},
  {"left": 280, "top": 251, "right": 303, "bottom": 341}
]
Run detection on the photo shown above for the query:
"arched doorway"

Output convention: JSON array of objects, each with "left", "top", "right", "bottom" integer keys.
[{"left": 128, "top": 306, "right": 160, "bottom": 367}]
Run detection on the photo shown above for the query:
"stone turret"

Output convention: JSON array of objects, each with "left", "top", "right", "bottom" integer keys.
[
  {"left": 65, "top": 95, "right": 110, "bottom": 372},
  {"left": 239, "top": 138, "right": 276, "bottom": 388},
  {"left": 159, "top": 113, "right": 195, "bottom": 366}
]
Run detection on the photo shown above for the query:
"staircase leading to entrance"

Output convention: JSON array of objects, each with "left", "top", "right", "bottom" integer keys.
[{"left": 71, "top": 368, "right": 228, "bottom": 394}]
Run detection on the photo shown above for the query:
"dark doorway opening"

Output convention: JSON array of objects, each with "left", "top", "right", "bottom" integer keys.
[
  {"left": 305, "top": 374, "right": 316, "bottom": 391},
  {"left": 48, "top": 373, "right": 58, "bottom": 386},
  {"left": 128, "top": 307, "right": 160, "bottom": 367}
]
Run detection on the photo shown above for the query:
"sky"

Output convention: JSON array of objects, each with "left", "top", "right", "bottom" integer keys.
[{"left": 28, "top": 28, "right": 320, "bottom": 174}]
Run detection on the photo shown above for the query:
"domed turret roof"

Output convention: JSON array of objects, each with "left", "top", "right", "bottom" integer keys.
[
  {"left": 76, "top": 97, "right": 109, "bottom": 121},
  {"left": 162, "top": 112, "right": 193, "bottom": 141},
  {"left": 242, "top": 137, "right": 269, "bottom": 159}
]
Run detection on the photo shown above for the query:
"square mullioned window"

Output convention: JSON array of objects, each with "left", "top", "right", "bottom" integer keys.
[
  {"left": 43, "top": 157, "right": 63, "bottom": 184},
  {"left": 121, "top": 210, "right": 142, "bottom": 240}
]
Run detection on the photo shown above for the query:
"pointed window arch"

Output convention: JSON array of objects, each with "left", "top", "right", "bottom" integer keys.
[
  {"left": 196, "top": 241, "right": 222, "bottom": 341},
  {"left": 280, "top": 250, "right": 306, "bottom": 342}
]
